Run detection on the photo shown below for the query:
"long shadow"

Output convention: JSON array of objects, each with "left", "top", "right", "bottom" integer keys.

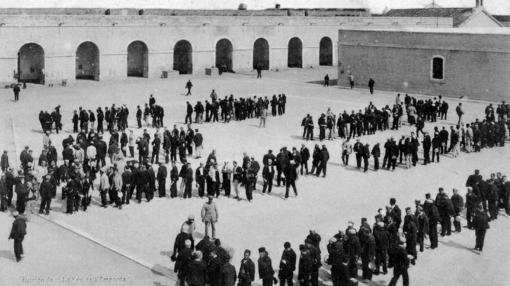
[
  {"left": 0, "top": 250, "right": 13, "bottom": 262},
  {"left": 439, "top": 240, "right": 480, "bottom": 255},
  {"left": 306, "top": 79, "right": 338, "bottom": 86}
]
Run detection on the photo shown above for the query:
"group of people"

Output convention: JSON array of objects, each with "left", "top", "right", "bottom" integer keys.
[
  {"left": 167, "top": 169, "right": 507, "bottom": 286},
  {"left": 184, "top": 91, "right": 287, "bottom": 125},
  {"left": 301, "top": 95, "right": 455, "bottom": 142},
  {"left": 38, "top": 106, "right": 62, "bottom": 134}
]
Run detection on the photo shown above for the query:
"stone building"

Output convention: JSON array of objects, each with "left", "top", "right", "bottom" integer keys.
[
  {"left": 0, "top": 8, "right": 451, "bottom": 84},
  {"left": 337, "top": 28, "right": 510, "bottom": 101},
  {"left": 384, "top": 0, "right": 503, "bottom": 28}
]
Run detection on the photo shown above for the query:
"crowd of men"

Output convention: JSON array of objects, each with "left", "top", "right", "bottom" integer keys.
[
  {"left": 184, "top": 91, "right": 287, "bottom": 125},
  {"left": 300, "top": 95, "right": 455, "bottom": 142},
  {"left": 168, "top": 169, "right": 507, "bottom": 286},
  {"left": 338, "top": 99, "right": 509, "bottom": 172}
]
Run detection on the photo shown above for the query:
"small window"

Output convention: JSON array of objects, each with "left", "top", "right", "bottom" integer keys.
[{"left": 431, "top": 56, "right": 444, "bottom": 80}]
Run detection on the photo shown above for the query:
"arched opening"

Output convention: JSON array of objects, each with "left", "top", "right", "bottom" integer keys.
[
  {"left": 76, "top": 41, "right": 100, "bottom": 81},
  {"left": 173, "top": 40, "right": 193, "bottom": 74},
  {"left": 127, "top": 41, "right": 148, "bottom": 78},
  {"left": 253, "top": 38, "right": 269, "bottom": 70},
  {"left": 17, "top": 43, "right": 45, "bottom": 84},
  {"left": 319, "top": 37, "right": 333, "bottom": 66},
  {"left": 215, "top": 39, "right": 233, "bottom": 73},
  {"left": 288, "top": 37, "right": 302, "bottom": 68}
]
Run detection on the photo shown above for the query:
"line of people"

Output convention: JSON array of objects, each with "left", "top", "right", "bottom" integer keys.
[{"left": 184, "top": 92, "right": 287, "bottom": 125}]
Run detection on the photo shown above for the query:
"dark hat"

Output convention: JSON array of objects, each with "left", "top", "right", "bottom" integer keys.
[
  {"left": 258, "top": 247, "right": 266, "bottom": 253},
  {"left": 284, "top": 242, "right": 291, "bottom": 248}
]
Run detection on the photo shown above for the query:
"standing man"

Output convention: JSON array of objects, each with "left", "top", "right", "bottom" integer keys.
[
  {"left": 201, "top": 195, "right": 218, "bottom": 239},
  {"left": 185, "top": 80, "right": 193, "bottom": 96},
  {"left": 456, "top": 103, "right": 464, "bottom": 126},
  {"left": 262, "top": 159, "right": 275, "bottom": 194},
  {"left": 8, "top": 211, "right": 27, "bottom": 262},
  {"left": 38, "top": 175, "right": 53, "bottom": 215},
  {"left": 278, "top": 242, "right": 296, "bottom": 286},
  {"left": 323, "top": 74, "right": 329, "bottom": 87},
  {"left": 157, "top": 162, "right": 167, "bottom": 197},
  {"left": 258, "top": 247, "right": 276, "bottom": 286},
  {"left": 1, "top": 150, "right": 9, "bottom": 173},
  {"left": 388, "top": 245, "right": 410, "bottom": 286},
  {"left": 238, "top": 249, "right": 255, "bottom": 286},
  {"left": 472, "top": 207, "right": 490, "bottom": 252},
  {"left": 368, "top": 78, "right": 375, "bottom": 95},
  {"left": 13, "top": 84, "right": 20, "bottom": 102},
  {"left": 348, "top": 72, "right": 354, "bottom": 89}
]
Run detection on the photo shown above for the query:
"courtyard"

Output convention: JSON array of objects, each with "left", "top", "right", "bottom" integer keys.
[{"left": 0, "top": 67, "right": 509, "bottom": 286}]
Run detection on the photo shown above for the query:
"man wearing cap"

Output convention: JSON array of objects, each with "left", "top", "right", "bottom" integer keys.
[
  {"left": 9, "top": 211, "right": 27, "bottom": 262},
  {"left": 258, "top": 247, "right": 275, "bottom": 286},
  {"left": 278, "top": 242, "right": 296, "bottom": 286},
  {"left": 472, "top": 206, "right": 490, "bottom": 252},
  {"left": 201, "top": 196, "right": 218, "bottom": 239},
  {"left": 39, "top": 175, "right": 53, "bottom": 215},
  {"left": 238, "top": 249, "right": 255, "bottom": 286}
]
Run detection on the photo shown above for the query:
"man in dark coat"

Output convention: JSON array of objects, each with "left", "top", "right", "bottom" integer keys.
[
  {"left": 186, "top": 251, "right": 207, "bottom": 286},
  {"left": 373, "top": 221, "right": 389, "bottom": 275},
  {"left": 207, "top": 250, "right": 223, "bottom": 286},
  {"left": 403, "top": 208, "right": 418, "bottom": 264},
  {"left": 435, "top": 188, "right": 454, "bottom": 236},
  {"left": 299, "top": 144, "right": 310, "bottom": 175},
  {"left": 284, "top": 162, "right": 298, "bottom": 199},
  {"left": 238, "top": 249, "right": 255, "bottom": 286},
  {"left": 353, "top": 139, "right": 363, "bottom": 169},
  {"left": 368, "top": 78, "right": 375, "bottom": 95},
  {"left": 472, "top": 207, "right": 490, "bottom": 252},
  {"left": 38, "top": 175, "right": 53, "bottom": 215},
  {"left": 423, "top": 194, "right": 440, "bottom": 249},
  {"left": 157, "top": 162, "right": 167, "bottom": 197},
  {"left": 262, "top": 159, "right": 275, "bottom": 194},
  {"left": 219, "top": 252, "right": 237, "bottom": 286},
  {"left": 9, "top": 211, "right": 27, "bottom": 262},
  {"left": 278, "top": 242, "right": 296, "bottom": 286},
  {"left": 371, "top": 143, "right": 381, "bottom": 170},
  {"left": 175, "top": 239, "right": 193, "bottom": 286},
  {"left": 258, "top": 247, "right": 276, "bottom": 286},
  {"left": 388, "top": 245, "right": 409, "bottom": 286},
  {"left": 298, "top": 244, "right": 313, "bottom": 285},
  {"left": 451, "top": 188, "right": 464, "bottom": 232},
  {"left": 316, "top": 145, "right": 329, "bottom": 177}
]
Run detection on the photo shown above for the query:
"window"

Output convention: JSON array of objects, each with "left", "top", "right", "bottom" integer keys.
[{"left": 431, "top": 56, "right": 444, "bottom": 80}]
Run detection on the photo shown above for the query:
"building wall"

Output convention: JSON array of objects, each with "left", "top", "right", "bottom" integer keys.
[
  {"left": 0, "top": 14, "right": 452, "bottom": 83},
  {"left": 337, "top": 29, "right": 510, "bottom": 101}
]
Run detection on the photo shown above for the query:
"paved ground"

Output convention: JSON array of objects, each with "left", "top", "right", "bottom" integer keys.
[{"left": 0, "top": 66, "right": 509, "bottom": 286}]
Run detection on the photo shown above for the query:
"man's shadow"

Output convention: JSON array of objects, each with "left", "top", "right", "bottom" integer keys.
[{"left": 0, "top": 249, "right": 14, "bottom": 262}]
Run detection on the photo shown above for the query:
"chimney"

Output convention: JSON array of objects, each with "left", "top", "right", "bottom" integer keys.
[{"left": 475, "top": 0, "right": 483, "bottom": 7}]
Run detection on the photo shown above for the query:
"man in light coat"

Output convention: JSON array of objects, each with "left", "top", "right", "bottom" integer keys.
[{"left": 201, "top": 195, "right": 218, "bottom": 239}]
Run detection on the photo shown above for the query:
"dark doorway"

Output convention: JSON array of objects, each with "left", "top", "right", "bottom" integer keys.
[
  {"left": 76, "top": 41, "right": 100, "bottom": 80},
  {"left": 17, "top": 43, "right": 45, "bottom": 84},
  {"left": 127, "top": 41, "right": 148, "bottom": 77},
  {"left": 253, "top": 38, "right": 269, "bottom": 70},
  {"left": 288, "top": 37, "right": 302, "bottom": 68},
  {"left": 215, "top": 39, "right": 233, "bottom": 72},
  {"left": 319, "top": 37, "right": 333, "bottom": 66},
  {"left": 173, "top": 40, "right": 193, "bottom": 74}
]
